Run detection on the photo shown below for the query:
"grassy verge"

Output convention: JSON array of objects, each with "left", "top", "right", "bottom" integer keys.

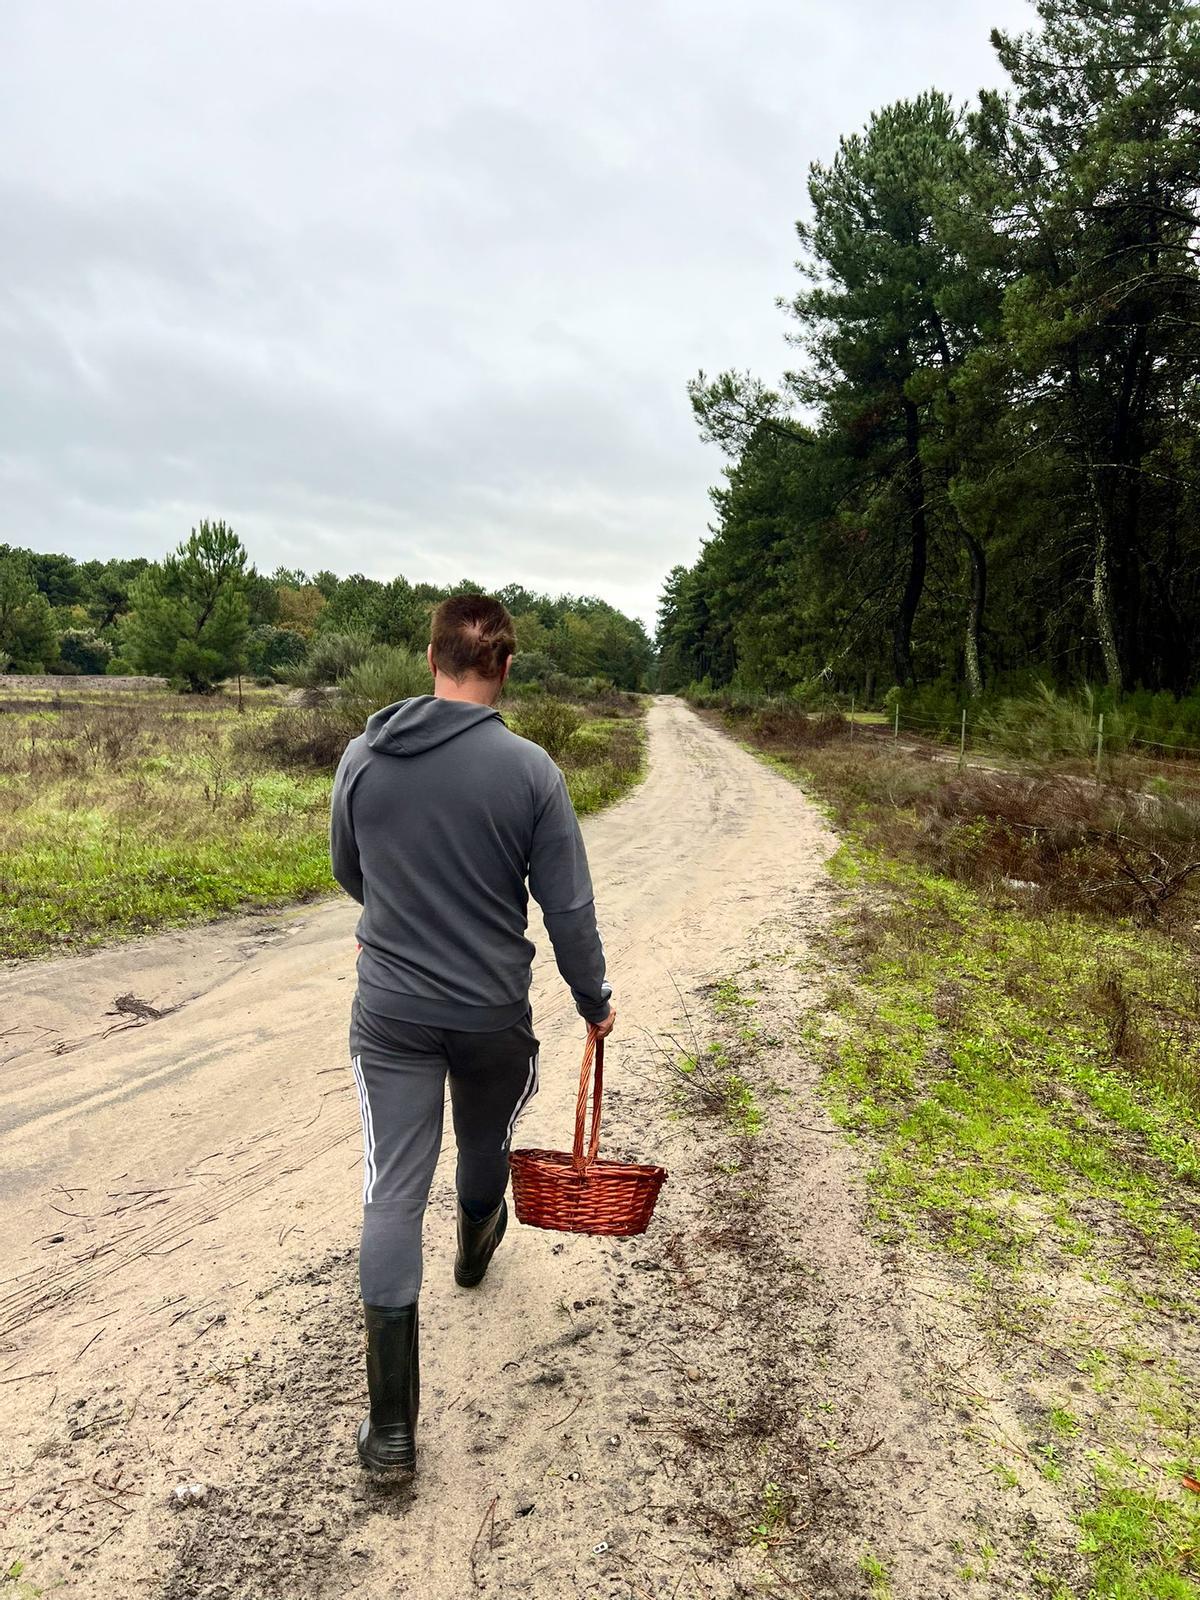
[
  {"left": 0, "top": 686, "right": 645, "bottom": 959},
  {"left": 703, "top": 707, "right": 1200, "bottom": 1600}
]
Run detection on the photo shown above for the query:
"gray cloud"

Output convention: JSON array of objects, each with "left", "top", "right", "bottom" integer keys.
[{"left": 1, "top": 0, "right": 1033, "bottom": 627}]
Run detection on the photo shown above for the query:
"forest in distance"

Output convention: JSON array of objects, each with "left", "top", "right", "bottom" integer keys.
[
  {"left": 0, "top": 523, "right": 653, "bottom": 694},
  {"left": 657, "top": 0, "right": 1200, "bottom": 712}
]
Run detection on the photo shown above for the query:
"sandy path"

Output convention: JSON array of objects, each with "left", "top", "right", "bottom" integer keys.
[
  {"left": 0, "top": 697, "right": 838, "bottom": 1597},
  {"left": 1, "top": 697, "right": 1090, "bottom": 1598}
]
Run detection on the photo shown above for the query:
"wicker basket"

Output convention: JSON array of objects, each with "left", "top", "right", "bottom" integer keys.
[{"left": 510, "top": 1028, "right": 667, "bottom": 1236}]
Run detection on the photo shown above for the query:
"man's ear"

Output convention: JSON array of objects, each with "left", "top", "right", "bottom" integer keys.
[
  {"left": 426, "top": 644, "right": 437, "bottom": 680},
  {"left": 500, "top": 653, "right": 513, "bottom": 686}
]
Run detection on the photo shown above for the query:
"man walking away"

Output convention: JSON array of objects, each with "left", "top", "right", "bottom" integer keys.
[{"left": 330, "top": 595, "right": 616, "bottom": 1473}]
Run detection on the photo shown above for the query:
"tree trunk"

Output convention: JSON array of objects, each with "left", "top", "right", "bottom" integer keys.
[
  {"left": 959, "top": 522, "right": 987, "bottom": 701},
  {"left": 1084, "top": 460, "right": 1124, "bottom": 693},
  {"left": 893, "top": 399, "right": 928, "bottom": 687},
  {"left": 1092, "top": 523, "right": 1123, "bottom": 694}
]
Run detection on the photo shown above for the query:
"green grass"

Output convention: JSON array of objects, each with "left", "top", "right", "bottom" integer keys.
[
  {"left": 748, "top": 1480, "right": 791, "bottom": 1550},
  {"left": 0, "top": 692, "right": 331, "bottom": 957},
  {"left": 723, "top": 1068, "right": 764, "bottom": 1135},
  {"left": 859, "top": 1551, "right": 893, "bottom": 1599},
  {"left": 713, "top": 715, "right": 1200, "bottom": 1600},
  {"left": 821, "top": 842, "right": 1200, "bottom": 1272},
  {"left": 818, "top": 855, "right": 1200, "bottom": 1595},
  {"left": 555, "top": 714, "right": 645, "bottom": 815},
  {"left": 1080, "top": 1478, "right": 1200, "bottom": 1600},
  {"left": 0, "top": 687, "right": 645, "bottom": 958},
  {"left": 674, "top": 977, "right": 768, "bottom": 1137}
]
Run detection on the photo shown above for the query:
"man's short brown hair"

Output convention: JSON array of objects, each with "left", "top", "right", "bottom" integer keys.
[{"left": 429, "top": 594, "right": 516, "bottom": 681}]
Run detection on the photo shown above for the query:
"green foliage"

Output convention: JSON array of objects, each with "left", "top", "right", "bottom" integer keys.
[
  {"left": 123, "top": 521, "right": 250, "bottom": 692},
  {"left": 0, "top": 539, "right": 651, "bottom": 696},
  {"left": 722, "top": 1070, "right": 763, "bottom": 1136},
  {"left": 668, "top": 0, "right": 1200, "bottom": 705},
  {"left": 555, "top": 715, "right": 645, "bottom": 816},
  {"left": 748, "top": 1480, "right": 791, "bottom": 1550},
  {"left": 0, "top": 555, "right": 58, "bottom": 672},
  {"left": 980, "top": 683, "right": 1135, "bottom": 761},
  {"left": 57, "top": 627, "right": 113, "bottom": 676},
  {"left": 1079, "top": 1477, "right": 1200, "bottom": 1599},
  {"left": 245, "top": 624, "right": 308, "bottom": 681},
  {"left": 508, "top": 696, "right": 583, "bottom": 763},
  {"left": 82, "top": 556, "right": 150, "bottom": 632},
  {"left": 335, "top": 645, "right": 431, "bottom": 730},
  {"left": 290, "top": 631, "right": 373, "bottom": 687},
  {"left": 859, "top": 1553, "right": 893, "bottom": 1600},
  {"left": 508, "top": 649, "right": 555, "bottom": 685}
]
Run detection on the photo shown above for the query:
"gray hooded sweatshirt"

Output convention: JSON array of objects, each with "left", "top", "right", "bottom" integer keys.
[{"left": 330, "top": 696, "right": 611, "bottom": 1031}]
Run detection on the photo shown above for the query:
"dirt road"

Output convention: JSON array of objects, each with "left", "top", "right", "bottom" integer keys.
[{"left": 0, "top": 698, "right": 1072, "bottom": 1598}]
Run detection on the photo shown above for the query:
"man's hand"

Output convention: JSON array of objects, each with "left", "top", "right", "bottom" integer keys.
[{"left": 593, "top": 1005, "right": 617, "bottom": 1041}]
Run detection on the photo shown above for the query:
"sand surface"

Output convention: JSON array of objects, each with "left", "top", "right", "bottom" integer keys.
[{"left": 0, "top": 698, "right": 1078, "bottom": 1598}]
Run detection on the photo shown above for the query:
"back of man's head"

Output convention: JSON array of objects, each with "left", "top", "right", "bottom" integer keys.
[{"left": 430, "top": 594, "right": 516, "bottom": 682}]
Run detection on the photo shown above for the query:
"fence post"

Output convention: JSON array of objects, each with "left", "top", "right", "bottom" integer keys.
[
  {"left": 1095, "top": 712, "right": 1105, "bottom": 779},
  {"left": 893, "top": 704, "right": 900, "bottom": 742},
  {"left": 959, "top": 708, "right": 967, "bottom": 769}
]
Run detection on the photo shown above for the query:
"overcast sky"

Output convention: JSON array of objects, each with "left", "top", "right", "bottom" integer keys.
[{"left": 2, "top": 0, "right": 1032, "bottom": 630}]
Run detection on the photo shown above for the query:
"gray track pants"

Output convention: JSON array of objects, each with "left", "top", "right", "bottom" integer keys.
[{"left": 348, "top": 997, "right": 540, "bottom": 1306}]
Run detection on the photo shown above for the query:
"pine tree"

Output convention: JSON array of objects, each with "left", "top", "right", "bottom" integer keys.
[
  {"left": 124, "top": 521, "right": 250, "bottom": 692},
  {"left": 974, "top": 0, "right": 1200, "bottom": 689}
]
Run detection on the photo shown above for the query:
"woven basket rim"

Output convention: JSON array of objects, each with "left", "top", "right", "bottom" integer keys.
[{"left": 511, "top": 1147, "right": 667, "bottom": 1179}]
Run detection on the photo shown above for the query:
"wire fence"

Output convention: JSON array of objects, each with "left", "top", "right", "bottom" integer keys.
[
  {"left": 873, "top": 705, "right": 1200, "bottom": 779},
  {"left": 691, "top": 688, "right": 1200, "bottom": 779}
]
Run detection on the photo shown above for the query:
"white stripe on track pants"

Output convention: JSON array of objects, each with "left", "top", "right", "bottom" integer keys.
[{"left": 348, "top": 997, "right": 540, "bottom": 1306}]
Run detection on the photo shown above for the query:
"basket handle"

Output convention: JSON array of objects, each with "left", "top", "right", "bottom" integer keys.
[{"left": 571, "top": 1026, "right": 605, "bottom": 1176}]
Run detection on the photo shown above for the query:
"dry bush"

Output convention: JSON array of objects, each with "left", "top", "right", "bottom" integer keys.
[
  {"left": 749, "top": 707, "right": 849, "bottom": 747},
  {"left": 577, "top": 685, "right": 642, "bottom": 717},
  {"left": 71, "top": 706, "right": 152, "bottom": 769},
  {"left": 568, "top": 719, "right": 641, "bottom": 776},
  {"left": 914, "top": 769, "right": 1200, "bottom": 926},
  {"left": 799, "top": 741, "right": 944, "bottom": 829},
  {"left": 236, "top": 707, "right": 349, "bottom": 771},
  {"left": 8, "top": 704, "right": 157, "bottom": 780},
  {"left": 1087, "top": 964, "right": 1151, "bottom": 1070}
]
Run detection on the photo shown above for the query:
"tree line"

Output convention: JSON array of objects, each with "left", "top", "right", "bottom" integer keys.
[
  {"left": 0, "top": 525, "right": 652, "bottom": 692},
  {"left": 657, "top": 0, "right": 1200, "bottom": 703}
]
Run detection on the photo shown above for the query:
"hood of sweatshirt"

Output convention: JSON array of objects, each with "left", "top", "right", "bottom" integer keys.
[{"left": 364, "top": 696, "right": 501, "bottom": 757}]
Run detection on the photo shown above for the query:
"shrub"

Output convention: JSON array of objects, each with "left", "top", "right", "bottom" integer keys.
[
  {"left": 105, "top": 656, "right": 136, "bottom": 676},
  {"left": 1122, "top": 687, "right": 1200, "bottom": 755},
  {"left": 980, "top": 682, "right": 1134, "bottom": 762},
  {"left": 289, "top": 632, "right": 373, "bottom": 688},
  {"left": 509, "top": 696, "right": 583, "bottom": 763},
  {"left": 246, "top": 624, "right": 308, "bottom": 680},
  {"left": 749, "top": 707, "right": 848, "bottom": 746},
  {"left": 565, "top": 726, "right": 609, "bottom": 764},
  {"left": 335, "top": 646, "right": 430, "bottom": 730},
  {"left": 235, "top": 707, "right": 349, "bottom": 770},
  {"left": 58, "top": 628, "right": 114, "bottom": 675},
  {"left": 509, "top": 650, "right": 555, "bottom": 685}
]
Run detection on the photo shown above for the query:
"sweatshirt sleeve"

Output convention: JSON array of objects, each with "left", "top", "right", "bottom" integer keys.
[
  {"left": 528, "top": 768, "right": 611, "bottom": 1025},
  {"left": 330, "top": 747, "right": 365, "bottom": 906}
]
